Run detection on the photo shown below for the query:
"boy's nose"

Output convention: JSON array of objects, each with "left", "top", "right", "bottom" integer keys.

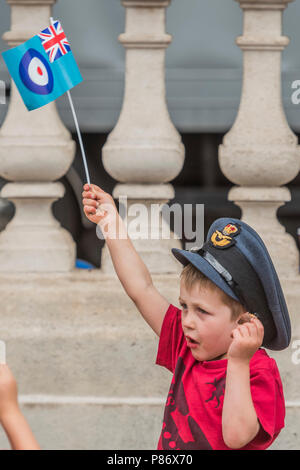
[{"left": 182, "top": 311, "right": 196, "bottom": 330}]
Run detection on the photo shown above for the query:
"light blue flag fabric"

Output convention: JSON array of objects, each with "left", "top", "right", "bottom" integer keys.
[{"left": 2, "top": 22, "right": 82, "bottom": 111}]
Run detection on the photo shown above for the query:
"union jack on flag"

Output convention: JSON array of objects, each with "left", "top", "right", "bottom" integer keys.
[{"left": 38, "top": 20, "right": 71, "bottom": 63}]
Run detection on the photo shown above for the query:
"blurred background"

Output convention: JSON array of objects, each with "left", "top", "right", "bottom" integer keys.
[{"left": 0, "top": 0, "right": 299, "bottom": 267}]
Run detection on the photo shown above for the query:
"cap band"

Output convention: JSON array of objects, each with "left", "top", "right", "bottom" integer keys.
[
  {"left": 201, "top": 250, "right": 247, "bottom": 306},
  {"left": 202, "top": 251, "right": 233, "bottom": 285}
]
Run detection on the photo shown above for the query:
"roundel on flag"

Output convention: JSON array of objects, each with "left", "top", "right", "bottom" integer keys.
[{"left": 19, "top": 48, "right": 54, "bottom": 95}]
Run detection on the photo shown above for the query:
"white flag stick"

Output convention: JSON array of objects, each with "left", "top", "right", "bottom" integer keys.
[
  {"left": 66, "top": 89, "right": 91, "bottom": 185},
  {"left": 49, "top": 17, "right": 91, "bottom": 185}
]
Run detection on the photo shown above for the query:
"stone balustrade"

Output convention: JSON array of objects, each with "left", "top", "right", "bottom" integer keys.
[{"left": 0, "top": 0, "right": 76, "bottom": 272}]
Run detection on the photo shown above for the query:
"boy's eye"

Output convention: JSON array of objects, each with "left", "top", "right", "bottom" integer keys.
[
  {"left": 179, "top": 303, "right": 209, "bottom": 315},
  {"left": 197, "top": 307, "right": 210, "bottom": 315}
]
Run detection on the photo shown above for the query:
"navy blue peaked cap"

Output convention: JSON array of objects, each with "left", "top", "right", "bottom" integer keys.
[{"left": 172, "top": 217, "right": 291, "bottom": 351}]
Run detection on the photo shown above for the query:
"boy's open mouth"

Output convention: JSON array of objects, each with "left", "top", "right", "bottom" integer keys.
[{"left": 185, "top": 335, "right": 199, "bottom": 347}]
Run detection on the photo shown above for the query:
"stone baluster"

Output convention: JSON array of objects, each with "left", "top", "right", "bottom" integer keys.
[
  {"left": 219, "top": 0, "right": 300, "bottom": 279},
  {"left": 0, "top": 0, "right": 76, "bottom": 272},
  {"left": 101, "top": 0, "right": 185, "bottom": 274}
]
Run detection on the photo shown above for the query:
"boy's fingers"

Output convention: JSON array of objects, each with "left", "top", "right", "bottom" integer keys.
[
  {"left": 251, "top": 318, "right": 264, "bottom": 340},
  {"left": 237, "top": 324, "right": 250, "bottom": 337},
  {"left": 90, "top": 184, "right": 104, "bottom": 193},
  {"left": 231, "top": 328, "right": 241, "bottom": 339},
  {"left": 245, "top": 322, "right": 258, "bottom": 338},
  {"left": 82, "top": 191, "right": 96, "bottom": 199},
  {"left": 83, "top": 198, "right": 99, "bottom": 208},
  {"left": 250, "top": 318, "right": 264, "bottom": 336},
  {"left": 84, "top": 205, "right": 96, "bottom": 215},
  {"left": 252, "top": 317, "right": 264, "bottom": 331},
  {"left": 245, "top": 323, "right": 258, "bottom": 338},
  {"left": 82, "top": 191, "right": 108, "bottom": 203},
  {"left": 248, "top": 322, "right": 256, "bottom": 333},
  {"left": 83, "top": 183, "right": 105, "bottom": 193}
]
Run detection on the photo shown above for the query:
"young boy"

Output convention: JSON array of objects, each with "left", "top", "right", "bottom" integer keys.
[
  {"left": 0, "top": 364, "right": 40, "bottom": 450},
  {"left": 82, "top": 183, "right": 290, "bottom": 450}
]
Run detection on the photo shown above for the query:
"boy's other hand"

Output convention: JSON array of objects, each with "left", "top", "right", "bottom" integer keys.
[
  {"left": 228, "top": 317, "right": 264, "bottom": 363},
  {"left": 0, "top": 365, "right": 19, "bottom": 421},
  {"left": 82, "top": 184, "right": 117, "bottom": 225}
]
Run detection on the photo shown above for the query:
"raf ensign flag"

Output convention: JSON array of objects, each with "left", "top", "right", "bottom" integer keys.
[{"left": 2, "top": 19, "right": 82, "bottom": 111}]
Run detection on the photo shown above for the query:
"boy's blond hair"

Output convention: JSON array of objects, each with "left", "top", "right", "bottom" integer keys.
[{"left": 180, "top": 263, "right": 247, "bottom": 320}]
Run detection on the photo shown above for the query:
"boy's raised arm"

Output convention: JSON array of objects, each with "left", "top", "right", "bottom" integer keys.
[{"left": 82, "top": 184, "right": 169, "bottom": 336}]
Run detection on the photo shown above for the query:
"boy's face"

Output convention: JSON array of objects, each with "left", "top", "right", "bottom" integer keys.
[{"left": 179, "top": 280, "right": 239, "bottom": 361}]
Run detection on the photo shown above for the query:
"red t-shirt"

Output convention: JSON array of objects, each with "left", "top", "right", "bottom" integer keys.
[{"left": 156, "top": 304, "right": 286, "bottom": 450}]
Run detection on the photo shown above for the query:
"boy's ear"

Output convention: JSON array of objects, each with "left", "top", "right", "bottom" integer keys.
[{"left": 237, "top": 312, "right": 257, "bottom": 325}]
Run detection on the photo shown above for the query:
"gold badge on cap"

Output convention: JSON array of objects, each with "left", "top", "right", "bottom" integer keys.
[{"left": 209, "top": 223, "right": 241, "bottom": 249}]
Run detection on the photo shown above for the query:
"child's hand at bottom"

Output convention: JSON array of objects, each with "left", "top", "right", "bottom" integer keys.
[
  {"left": 0, "top": 364, "right": 40, "bottom": 449},
  {"left": 228, "top": 317, "right": 264, "bottom": 363},
  {"left": 0, "top": 365, "right": 18, "bottom": 420}
]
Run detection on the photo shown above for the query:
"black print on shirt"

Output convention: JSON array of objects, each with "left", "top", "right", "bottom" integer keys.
[
  {"left": 205, "top": 376, "right": 226, "bottom": 408},
  {"left": 161, "top": 357, "right": 212, "bottom": 450}
]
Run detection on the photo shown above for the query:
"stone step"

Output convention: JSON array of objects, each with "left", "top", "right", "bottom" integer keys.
[
  {"left": 0, "top": 402, "right": 165, "bottom": 450},
  {"left": 0, "top": 272, "right": 298, "bottom": 449},
  {"left": 0, "top": 400, "right": 297, "bottom": 450},
  {"left": 0, "top": 271, "right": 177, "bottom": 397}
]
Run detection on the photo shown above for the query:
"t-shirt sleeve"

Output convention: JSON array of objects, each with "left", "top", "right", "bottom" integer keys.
[
  {"left": 155, "top": 304, "right": 185, "bottom": 373},
  {"left": 246, "top": 360, "right": 285, "bottom": 449}
]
